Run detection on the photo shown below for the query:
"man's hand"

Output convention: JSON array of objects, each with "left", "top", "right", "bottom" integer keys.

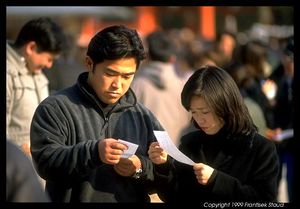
[
  {"left": 148, "top": 142, "right": 168, "bottom": 165},
  {"left": 98, "top": 138, "right": 128, "bottom": 164},
  {"left": 114, "top": 155, "right": 141, "bottom": 177},
  {"left": 193, "top": 163, "right": 214, "bottom": 185}
]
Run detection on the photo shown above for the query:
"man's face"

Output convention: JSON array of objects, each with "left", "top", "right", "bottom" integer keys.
[
  {"left": 25, "top": 41, "right": 57, "bottom": 74},
  {"left": 86, "top": 57, "right": 137, "bottom": 105}
]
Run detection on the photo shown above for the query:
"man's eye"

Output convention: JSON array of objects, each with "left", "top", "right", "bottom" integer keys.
[
  {"left": 105, "top": 72, "right": 114, "bottom": 76},
  {"left": 123, "top": 75, "right": 132, "bottom": 79}
]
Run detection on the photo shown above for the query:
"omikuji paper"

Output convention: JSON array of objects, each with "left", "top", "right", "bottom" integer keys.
[{"left": 154, "top": 131, "right": 195, "bottom": 166}]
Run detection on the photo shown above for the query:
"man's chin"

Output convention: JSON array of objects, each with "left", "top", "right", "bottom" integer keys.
[
  {"left": 32, "top": 69, "right": 42, "bottom": 74},
  {"left": 104, "top": 98, "right": 119, "bottom": 105}
]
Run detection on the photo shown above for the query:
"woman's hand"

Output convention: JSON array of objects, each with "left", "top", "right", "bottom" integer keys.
[
  {"left": 148, "top": 142, "right": 168, "bottom": 165},
  {"left": 193, "top": 163, "right": 214, "bottom": 185}
]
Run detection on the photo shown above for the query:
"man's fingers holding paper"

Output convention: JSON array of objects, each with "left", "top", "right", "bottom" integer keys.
[{"left": 98, "top": 138, "right": 128, "bottom": 164}]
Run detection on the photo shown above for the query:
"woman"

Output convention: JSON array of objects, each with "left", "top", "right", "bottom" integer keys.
[{"left": 149, "top": 65, "right": 279, "bottom": 202}]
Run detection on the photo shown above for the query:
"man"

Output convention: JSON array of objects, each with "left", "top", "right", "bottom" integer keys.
[
  {"left": 30, "top": 25, "right": 164, "bottom": 202},
  {"left": 131, "top": 31, "right": 190, "bottom": 146},
  {"left": 7, "top": 17, "right": 67, "bottom": 155}
]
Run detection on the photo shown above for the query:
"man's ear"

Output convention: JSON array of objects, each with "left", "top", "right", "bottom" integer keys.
[
  {"left": 25, "top": 41, "right": 37, "bottom": 56},
  {"left": 85, "top": 56, "right": 93, "bottom": 72}
]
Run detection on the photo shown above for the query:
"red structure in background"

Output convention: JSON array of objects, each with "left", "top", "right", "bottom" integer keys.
[
  {"left": 77, "top": 17, "right": 97, "bottom": 47},
  {"left": 76, "top": 6, "right": 217, "bottom": 47},
  {"left": 136, "top": 7, "right": 158, "bottom": 37},
  {"left": 199, "top": 6, "right": 216, "bottom": 41},
  {"left": 135, "top": 6, "right": 216, "bottom": 40}
]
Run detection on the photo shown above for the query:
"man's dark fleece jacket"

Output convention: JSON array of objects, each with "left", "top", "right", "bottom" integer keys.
[{"left": 30, "top": 72, "right": 164, "bottom": 202}]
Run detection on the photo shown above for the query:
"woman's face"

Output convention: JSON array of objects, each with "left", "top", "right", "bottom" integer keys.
[{"left": 190, "top": 96, "right": 224, "bottom": 135}]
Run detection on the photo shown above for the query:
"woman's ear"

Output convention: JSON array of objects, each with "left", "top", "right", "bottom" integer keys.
[{"left": 85, "top": 56, "right": 93, "bottom": 72}]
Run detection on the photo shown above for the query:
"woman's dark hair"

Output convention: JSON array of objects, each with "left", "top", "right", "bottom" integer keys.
[
  {"left": 14, "top": 17, "right": 67, "bottom": 54},
  {"left": 87, "top": 25, "right": 146, "bottom": 70},
  {"left": 181, "top": 65, "right": 257, "bottom": 136}
]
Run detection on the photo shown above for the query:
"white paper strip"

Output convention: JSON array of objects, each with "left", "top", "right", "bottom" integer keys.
[{"left": 154, "top": 131, "right": 195, "bottom": 166}]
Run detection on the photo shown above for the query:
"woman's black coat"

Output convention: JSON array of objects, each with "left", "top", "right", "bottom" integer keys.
[{"left": 154, "top": 128, "right": 279, "bottom": 202}]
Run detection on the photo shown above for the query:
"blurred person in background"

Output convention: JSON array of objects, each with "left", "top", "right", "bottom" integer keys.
[
  {"left": 268, "top": 37, "right": 294, "bottom": 84},
  {"left": 6, "top": 17, "right": 67, "bottom": 156},
  {"left": 148, "top": 66, "right": 279, "bottom": 202},
  {"left": 173, "top": 41, "right": 197, "bottom": 82},
  {"left": 208, "top": 31, "right": 237, "bottom": 68},
  {"left": 43, "top": 19, "right": 95, "bottom": 95},
  {"left": 30, "top": 25, "right": 165, "bottom": 202},
  {"left": 272, "top": 38, "right": 293, "bottom": 132},
  {"left": 265, "top": 38, "right": 294, "bottom": 202},
  {"left": 132, "top": 30, "right": 190, "bottom": 147},
  {"left": 225, "top": 62, "right": 268, "bottom": 137},
  {"left": 234, "top": 41, "right": 275, "bottom": 129},
  {"left": 43, "top": 34, "right": 86, "bottom": 94},
  {"left": 169, "top": 28, "right": 201, "bottom": 81},
  {"left": 6, "top": 140, "right": 50, "bottom": 202}
]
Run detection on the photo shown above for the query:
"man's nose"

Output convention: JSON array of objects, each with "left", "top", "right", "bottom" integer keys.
[
  {"left": 45, "top": 60, "right": 53, "bottom": 69},
  {"left": 112, "top": 76, "right": 122, "bottom": 88}
]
